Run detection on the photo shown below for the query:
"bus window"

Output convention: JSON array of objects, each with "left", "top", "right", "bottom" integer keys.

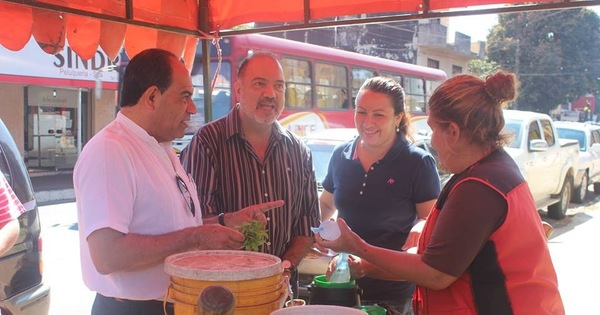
[
  {"left": 404, "top": 76, "right": 426, "bottom": 114},
  {"left": 315, "top": 63, "right": 347, "bottom": 110},
  {"left": 351, "top": 68, "right": 376, "bottom": 104},
  {"left": 190, "top": 61, "right": 232, "bottom": 127},
  {"left": 339, "top": 88, "right": 350, "bottom": 109},
  {"left": 286, "top": 84, "right": 312, "bottom": 108},
  {"left": 282, "top": 57, "right": 311, "bottom": 109},
  {"left": 425, "top": 79, "right": 441, "bottom": 110},
  {"left": 381, "top": 72, "right": 403, "bottom": 85}
]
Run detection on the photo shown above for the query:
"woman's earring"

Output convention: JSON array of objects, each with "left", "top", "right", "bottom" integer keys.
[{"left": 396, "top": 125, "right": 400, "bottom": 133}]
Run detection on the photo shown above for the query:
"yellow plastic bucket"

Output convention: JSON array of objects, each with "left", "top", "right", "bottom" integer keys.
[{"left": 165, "top": 250, "right": 287, "bottom": 315}]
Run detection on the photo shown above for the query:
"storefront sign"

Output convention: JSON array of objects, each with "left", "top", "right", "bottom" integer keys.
[{"left": 0, "top": 38, "right": 119, "bottom": 83}]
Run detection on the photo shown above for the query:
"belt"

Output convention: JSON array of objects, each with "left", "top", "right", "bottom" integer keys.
[{"left": 93, "top": 293, "right": 174, "bottom": 315}]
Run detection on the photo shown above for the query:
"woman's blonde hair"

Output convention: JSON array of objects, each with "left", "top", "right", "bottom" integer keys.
[{"left": 428, "top": 71, "right": 519, "bottom": 150}]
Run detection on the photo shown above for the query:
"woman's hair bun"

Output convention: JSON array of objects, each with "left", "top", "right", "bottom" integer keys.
[{"left": 484, "top": 71, "right": 519, "bottom": 104}]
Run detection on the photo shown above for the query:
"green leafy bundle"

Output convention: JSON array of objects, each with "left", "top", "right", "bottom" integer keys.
[{"left": 239, "top": 220, "right": 269, "bottom": 251}]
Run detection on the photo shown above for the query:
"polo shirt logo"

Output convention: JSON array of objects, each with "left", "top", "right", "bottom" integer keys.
[{"left": 387, "top": 178, "right": 395, "bottom": 185}]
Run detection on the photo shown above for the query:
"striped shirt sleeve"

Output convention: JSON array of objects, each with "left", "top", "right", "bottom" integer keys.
[{"left": 0, "top": 173, "right": 26, "bottom": 226}]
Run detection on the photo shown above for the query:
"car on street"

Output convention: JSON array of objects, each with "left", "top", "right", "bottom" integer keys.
[
  {"left": 502, "top": 110, "right": 579, "bottom": 220},
  {"left": 302, "top": 128, "right": 358, "bottom": 193},
  {"left": 555, "top": 121, "right": 600, "bottom": 203},
  {"left": 0, "top": 119, "right": 51, "bottom": 315},
  {"left": 411, "top": 115, "right": 432, "bottom": 137}
]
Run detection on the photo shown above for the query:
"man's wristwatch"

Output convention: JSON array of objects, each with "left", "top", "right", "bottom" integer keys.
[{"left": 282, "top": 260, "right": 296, "bottom": 274}]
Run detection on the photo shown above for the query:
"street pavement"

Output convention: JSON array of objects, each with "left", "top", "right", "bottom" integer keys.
[{"left": 548, "top": 204, "right": 600, "bottom": 314}]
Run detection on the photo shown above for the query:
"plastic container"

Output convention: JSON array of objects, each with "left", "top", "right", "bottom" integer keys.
[
  {"left": 309, "top": 275, "right": 361, "bottom": 307},
  {"left": 358, "top": 304, "right": 388, "bottom": 315},
  {"left": 271, "top": 304, "right": 367, "bottom": 314},
  {"left": 329, "top": 252, "right": 351, "bottom": 283},
  {"left": 311, "top": 220, "right": 341, "bottom": 240},
  {"left": 313, "top": 274, "right": 355, "bottom": 289},
  {"left": 165, "top": 250, "right": 287, "bottom": 315}
]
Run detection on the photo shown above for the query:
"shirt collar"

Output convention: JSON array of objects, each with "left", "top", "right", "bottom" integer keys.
[
  {"left": 115, "top": 112, "right": 172, "bottom": 151},
  {"left": 342, "top": 133, "right": 410, "bottom": 161}
]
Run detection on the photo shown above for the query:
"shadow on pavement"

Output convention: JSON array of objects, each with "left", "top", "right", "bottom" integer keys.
[{"left": 540, "top": 192, "right": 600, "bottom": 240}]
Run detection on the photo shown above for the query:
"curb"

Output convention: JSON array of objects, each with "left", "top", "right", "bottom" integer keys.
[{"left": 35, "top": 189, "right": 75, "bottom": 205}]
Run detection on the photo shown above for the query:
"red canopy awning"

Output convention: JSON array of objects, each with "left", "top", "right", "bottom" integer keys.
[{"left": 1, "top": 0, "right": 600, "bottom": 68}]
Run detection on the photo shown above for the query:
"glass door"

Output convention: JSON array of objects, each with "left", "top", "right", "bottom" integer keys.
[{"left": 25, "top": 87, "right": 80, "bottom": 171}]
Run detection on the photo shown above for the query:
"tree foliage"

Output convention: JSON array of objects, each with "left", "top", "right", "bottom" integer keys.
[
  {"left": 467, "top": 59, "right": 499, "bottom": 79},
  {"left": 486, "top": 8, "right": 600, "bottom": 113}
]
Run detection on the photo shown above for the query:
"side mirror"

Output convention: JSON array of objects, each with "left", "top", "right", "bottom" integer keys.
[{"left": 529, "top": 139, "right": 548, "bottom": 152}]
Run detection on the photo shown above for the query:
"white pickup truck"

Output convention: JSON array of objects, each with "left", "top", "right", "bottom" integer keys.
[
  {"left": 503, "top": 110, "right": 580, "bottom": 219},
  {"left": 554, "top": 121, "right": 600, "bottom": 203}
]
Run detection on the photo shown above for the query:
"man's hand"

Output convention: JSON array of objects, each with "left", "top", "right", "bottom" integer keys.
[
  {"left": 227, "top": 200, "right": 284, "bottom": 227},
  {"left": 192, "top": 224, "right": 245, "bottom": 250}
]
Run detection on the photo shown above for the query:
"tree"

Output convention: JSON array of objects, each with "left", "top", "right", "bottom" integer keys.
[
  {"left": 468, "top": 59, "right": 499, "bottom": 79},
  {"left": 486, "top": 8, "right": 600, "bottom": 114}
]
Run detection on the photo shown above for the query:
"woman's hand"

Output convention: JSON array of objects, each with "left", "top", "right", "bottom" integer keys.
[
  {"left": 325, "top": 254, "right": 366, "bottom": 280},
  {"left": 315, "top": 218, "right": 363, "bottom": 255},
  {"left": 325, "top": 255, "right": 339, "bottom": 280},
  {"left": 347, "top": 254, "right": 366, "bottom": 279},
  {"left": 401, "top": 219, "right": 425, "bottom": 251}
]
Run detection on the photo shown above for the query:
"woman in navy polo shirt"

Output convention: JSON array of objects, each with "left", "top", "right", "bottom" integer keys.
[{"left": 320, "top": 76, "right": 441, "bottom": 314}]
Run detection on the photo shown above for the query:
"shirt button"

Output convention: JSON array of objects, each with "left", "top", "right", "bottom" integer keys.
[
  {"left": 359, "top": 191, "right": 363, "bottom": 195},
  {"left": 264, "top": 193, "right": 269, "bottom": 197},
  {"left": 370, "top": 166, "right": 374, "bottom": 170},
  {"left": 364, "top": 174, "right": 368, "bottom": 178},
  {"left": 362, "top": 183, "right": 366, "bottom": 187},
  {"left": 262, "top": 170, "right": 265, "bottom": 174}
]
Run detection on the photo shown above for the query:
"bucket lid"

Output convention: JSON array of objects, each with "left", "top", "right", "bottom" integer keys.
[
  {"left": 313, "top": 274, "right": 356, "bottom": 288},
  {"left": 165, "top": 250, "right": 282, "bottom": 281}
]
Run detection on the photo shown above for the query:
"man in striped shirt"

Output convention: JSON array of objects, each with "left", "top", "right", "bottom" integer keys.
[
  {"left": 181, "top": 52, "right": 320, "bottom": 297},
  {"left": 0, "top": 172, "right": 25, "bottom": 256}
]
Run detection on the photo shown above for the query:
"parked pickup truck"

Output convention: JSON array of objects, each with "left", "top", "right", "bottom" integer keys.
[
  {"left": 502, "top": 110, "right": 579, "bottom": 219},
  {"left": 554, "top": 121, "right": 600, "bottom": 203}
]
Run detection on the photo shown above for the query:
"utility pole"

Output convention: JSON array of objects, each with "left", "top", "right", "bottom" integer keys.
[{"left": 514, "top": 38, "right": 520, "bottom": 109}]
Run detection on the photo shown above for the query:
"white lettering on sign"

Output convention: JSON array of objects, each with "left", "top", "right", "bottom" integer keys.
[
  {"left": 53, "top": 47, "right": 119, "bottom": 72},
  {"left": 41, "top": 96, "right": 68, "bottom": 106},
  {"left": 279, "top": 112, "right": 327, "bottom": 137},
  {"left": 0, "top": 38, "right": 119, "bottom": 83}
]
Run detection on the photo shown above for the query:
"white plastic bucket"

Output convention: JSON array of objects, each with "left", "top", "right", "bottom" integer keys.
[{"left": 270, "top": 304, "right": 367, "bottom": 314}]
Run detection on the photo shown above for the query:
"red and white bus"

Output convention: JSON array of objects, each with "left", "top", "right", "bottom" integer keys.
[{"left": 174, "top": 33, "right": 447, "bottom": 153}]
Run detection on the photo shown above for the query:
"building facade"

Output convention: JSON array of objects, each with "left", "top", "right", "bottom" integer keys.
[
  {"left": 0, "top": 38, "right": 120, "bottom": 171},
  {"left": 260, "top": 17, "right": 483, "bottom": 80}
]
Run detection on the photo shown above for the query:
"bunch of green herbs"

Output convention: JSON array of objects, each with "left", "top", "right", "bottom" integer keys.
[{"left": 239, "top": 220, "right": 269, "bottom": 251}]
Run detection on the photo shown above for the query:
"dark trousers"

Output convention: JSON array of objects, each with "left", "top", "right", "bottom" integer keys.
[{"left": 91, "top": 293, "right": 174, "bottom": 315}]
